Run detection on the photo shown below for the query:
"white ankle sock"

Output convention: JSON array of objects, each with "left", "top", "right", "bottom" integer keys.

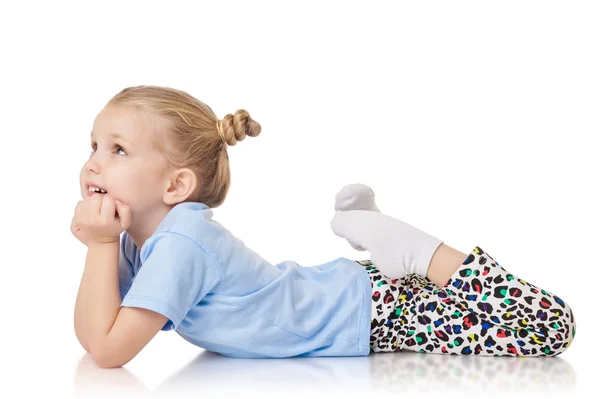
[
  {"left": 334, "top": 183, "right": 380, "bottom": 213},
  {"left": 331, "top": 184, "right": 443, "bottom": 278},
  {"left": 334, "top": 183, "right": 380, "bottom": 251}
]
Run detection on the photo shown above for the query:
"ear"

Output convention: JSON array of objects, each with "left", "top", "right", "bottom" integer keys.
[{"left": 163, "top": 168, "right": 198, "bottom": 205}]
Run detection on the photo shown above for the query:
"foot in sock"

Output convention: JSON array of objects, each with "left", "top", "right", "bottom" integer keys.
[
  {"left": 334, "top": 183, "right": 381, "bottom": 213},
  {"left": 334, "top": 183, "right": 381, "bottom": 251},
  {"left": 331, "top": 184, "right": 443, "bottom": 279}
]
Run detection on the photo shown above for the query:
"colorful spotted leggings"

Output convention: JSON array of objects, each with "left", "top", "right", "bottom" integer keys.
[{"left": 355, "top": 246, "right": 576, "bottom": 356}]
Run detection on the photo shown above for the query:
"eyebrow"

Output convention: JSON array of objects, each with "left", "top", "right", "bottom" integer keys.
[{"left": 91, "top": 131, "right": 135, "bottom": 146}]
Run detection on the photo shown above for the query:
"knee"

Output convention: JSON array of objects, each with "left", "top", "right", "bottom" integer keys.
[{"left": 550, "top": 299, "right": 577, "bottom": 356}]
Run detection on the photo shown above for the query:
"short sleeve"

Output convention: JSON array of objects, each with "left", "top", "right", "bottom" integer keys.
[
  {"left": 120, "top": 232, "right": 222, "bottom": 331},
  {"left": 117, "top": 233, "right": 135, "bottom": 301}
]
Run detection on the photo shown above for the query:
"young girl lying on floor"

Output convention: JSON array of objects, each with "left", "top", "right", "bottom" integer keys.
[{"left": 72, "top": 85, "right": 576, "bottom": 368}]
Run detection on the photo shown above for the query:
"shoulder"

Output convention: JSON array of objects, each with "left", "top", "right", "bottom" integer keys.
[
  {"left": 139, "top": 202, "right": 230, "bottom": 266},
  {"left": 140, "top": 231, "right": 217, "bottom": 266},
  {"left": 136, "top": 231, "right": 224, "bottom": 290},
  {"left": 162, "top": 204, "right": 231, "bottom": 251},
  {"left": 141, "top": 231, "right": 199, "bottom": 252},
  {"left": 159, "top": 202, "right": 219, "bottom": 237}
]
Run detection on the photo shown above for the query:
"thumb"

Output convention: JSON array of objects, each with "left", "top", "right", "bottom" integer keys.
[{"left": 115, "top": 200, "right": 132, "bottom": 229}]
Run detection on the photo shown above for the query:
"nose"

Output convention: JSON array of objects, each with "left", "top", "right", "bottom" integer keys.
[{"left": 85, "top": 151, "right": 103, "bottom": 173}]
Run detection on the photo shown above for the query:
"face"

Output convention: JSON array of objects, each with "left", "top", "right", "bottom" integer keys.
[{"left": 79, "top": 104, "right": 174, "bottom": 225}]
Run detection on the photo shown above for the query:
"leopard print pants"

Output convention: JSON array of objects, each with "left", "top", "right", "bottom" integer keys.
[{"left": 355, "top": 246, "right": 576, "bottom": 356}]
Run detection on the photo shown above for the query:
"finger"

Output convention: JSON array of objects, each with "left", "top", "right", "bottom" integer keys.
[
  {"left": 81, "top": 198, "right": 94, "bottom": 226},
  {"left": 100, "top": 195, "right": 116, "bottom": 224},
  {"left": 90, "top": 193, "right": 105, "bottom": 216},
  {"left": 75, "top": 201, "right": 83, "bottom": 223},
  {"left": 87, "top": 193, "right": 99, "bottom": 209},
  {"left": 115, "top": 200, "right": 132, "bottom": 229}
]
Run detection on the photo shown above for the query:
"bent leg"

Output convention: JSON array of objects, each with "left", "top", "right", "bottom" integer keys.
[{"left": 359, "top": 246, "right": 576, "bottom": 356}]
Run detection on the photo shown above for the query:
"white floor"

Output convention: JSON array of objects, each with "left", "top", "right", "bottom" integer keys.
[
  {"left": 74, "top": 343, "right": 580, "bottom": 398},
  {"left": 4, "top": 2, "right": 597, "bottom": 397},
  {"left": 7, "top": 320, "right": 590, "bottom": 399}
]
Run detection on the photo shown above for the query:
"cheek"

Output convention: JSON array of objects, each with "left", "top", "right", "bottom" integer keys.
[
  {"left": 123, "top": 175, "right": 162, "bottom": 200},
  {"left": 79, "top": 169, "right": 85, "bottom": 187}
]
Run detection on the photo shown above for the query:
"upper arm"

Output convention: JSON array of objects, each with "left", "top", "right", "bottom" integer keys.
[
  {"left": 75, "top": 329, "right": 91, "bottom": 353},
  {"left": 94, "top": 232, "right": 221, "bottom": 367},
  {"left": 120, "top": 232, "right": 222, "bottom": 331},
  {"left": 93, "top": 306, "right": 168, "bottom": 368}
]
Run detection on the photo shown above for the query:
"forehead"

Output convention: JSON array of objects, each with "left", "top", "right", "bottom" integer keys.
[{"left": 91, "top": 105, "right": 153, "bottom": 146}]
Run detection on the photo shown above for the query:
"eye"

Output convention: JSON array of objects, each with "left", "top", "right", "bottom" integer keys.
[{"left": 90, "top": 143, "right": 127, "bottom": 156}]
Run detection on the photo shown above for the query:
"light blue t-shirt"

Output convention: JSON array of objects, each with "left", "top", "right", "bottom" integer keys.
[{"left": 118, "top": 202, "right": 372, "bottom": 358}]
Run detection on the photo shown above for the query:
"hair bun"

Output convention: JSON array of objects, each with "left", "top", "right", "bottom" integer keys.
[{"left": 220, "top": 109, "right": 261, "bottom": 146}]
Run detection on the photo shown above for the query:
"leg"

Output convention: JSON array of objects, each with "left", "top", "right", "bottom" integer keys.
[
  {"left": 332, "top": 183, "right": 443, "bottom": 278},
  {"left": 425, "top": 243, "right": 469, "bottom": 288},
  {"left": 360, "top": 246, "right": 576, "bottom": 356}
]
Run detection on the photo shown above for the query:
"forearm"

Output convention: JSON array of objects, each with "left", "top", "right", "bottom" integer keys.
[
  {"left": 425, "top": 244, "right": 468, "bottom": 288},
  {"left": 74, "top": 241, "right": 121, "bottom": 356},
  {"left": 74, "top": 268, "right": 91, "bottom": 352}
]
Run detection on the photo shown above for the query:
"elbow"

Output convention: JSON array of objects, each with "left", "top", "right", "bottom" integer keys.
[
  {"left": 89, "top": 339, "right": 123, "bottom": 369},
  {"left": 77, "top": 337, "right": 91, "bottom": 354},
  {"left": 90, "top": 346, "right": 110, "bottom": 368},
  {"left": 92, "top": 350, "right": 125, "bottom": 369},
  {"left": 74, "top": 326, "right": 91, "bottom": 353},
  {"left": 90, "top": 341, "right": 134, "bottom": 369},
  {"left": 96, "top": 359, "right": 124, "bottom": 369}
]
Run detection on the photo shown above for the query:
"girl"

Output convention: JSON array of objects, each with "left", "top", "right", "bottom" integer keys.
[{"left": 72, "top": 85, "right": 576, "bottom": 368}]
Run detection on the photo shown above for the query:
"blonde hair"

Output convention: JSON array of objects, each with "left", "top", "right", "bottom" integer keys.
[{"left": 107, "top": 85, "right": 261, "bottom": 208}]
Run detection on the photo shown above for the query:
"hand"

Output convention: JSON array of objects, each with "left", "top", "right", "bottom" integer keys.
[
  {"left": 73, "top": 194, "right": 132, "bottom": 245},
  {"left": 71, "top": 214, "right": 92, "bottom": 247}
]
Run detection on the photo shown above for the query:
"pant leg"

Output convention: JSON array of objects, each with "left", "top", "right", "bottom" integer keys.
[{"left": 358, "top": 246, "right": 576, "bottom": 357}]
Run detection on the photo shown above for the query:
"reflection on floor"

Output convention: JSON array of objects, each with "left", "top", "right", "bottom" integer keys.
[{"left": 74, "top": 349, "right": 576, "bottom": 397}]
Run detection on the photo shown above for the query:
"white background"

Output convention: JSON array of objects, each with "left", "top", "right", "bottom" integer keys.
[{"left": 1, "top": 1, "right": 597, "bottom": 398}]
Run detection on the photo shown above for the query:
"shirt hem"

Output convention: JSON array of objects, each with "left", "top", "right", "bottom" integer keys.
[
  {"left": 340, "top": 257, "right": 372, "bottom": 356},
  {"left": 121, "top": 294, "right": 183, "bottom": 330}
]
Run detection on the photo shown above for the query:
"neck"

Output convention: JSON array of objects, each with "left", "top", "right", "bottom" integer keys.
[{"left": 126, "top": 204, "right": 174, "bottom": 249}]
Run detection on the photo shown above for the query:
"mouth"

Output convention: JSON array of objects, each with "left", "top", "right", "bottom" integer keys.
[{"left": 87, "top": 185, "right": 108, "bottom": 196}]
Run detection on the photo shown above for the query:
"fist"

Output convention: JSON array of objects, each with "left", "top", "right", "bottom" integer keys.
[
  {"left": 71, "top": 215, "right": 92, "bottom": 247},
  {"left": 73, "top": 194, "right": 132, "bottom": 245}
]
